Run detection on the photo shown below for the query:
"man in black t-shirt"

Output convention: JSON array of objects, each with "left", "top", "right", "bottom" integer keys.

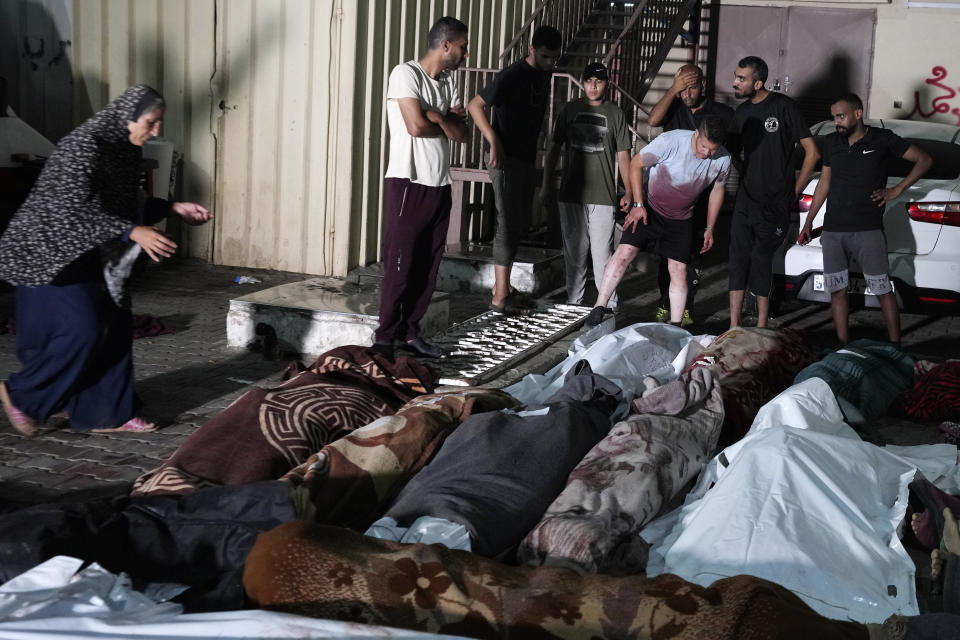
[
  {"left": 726, "top": 56, "right": 820, "bottom": 329},
  {"left": 468, "top": 26, "right": 562, "bottom": 314},
  {"left": 799, "top": 93, "right": 931, "bottom": 346},
  {"left": 648, "top": 64, "right": 735, "bottom": 134},
  {"left": 647, "top": 64, "right": 734, "bottom": 326}
]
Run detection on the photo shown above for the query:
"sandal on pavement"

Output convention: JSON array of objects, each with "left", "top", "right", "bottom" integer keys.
[
  {"left": 0, "top": 381, "right": 38, "bottom": 436},
  {"left": 91, "top": 417, "right": 157, "bottom": 433}
]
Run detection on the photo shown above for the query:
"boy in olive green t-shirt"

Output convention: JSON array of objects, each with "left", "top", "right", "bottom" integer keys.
[{"left": 541, "top": 62, "right": 633, "bottom": 307}]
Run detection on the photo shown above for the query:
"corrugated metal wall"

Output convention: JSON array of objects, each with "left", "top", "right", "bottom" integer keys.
[
  {"left": 213, "top": 0, "right": 539, "bottom": 275},
  {"left": 72, "top": 0, "right": 217, "bottom": 260},
  {"left": 69, "top": 0, "right": 538, "bottom": 275}
]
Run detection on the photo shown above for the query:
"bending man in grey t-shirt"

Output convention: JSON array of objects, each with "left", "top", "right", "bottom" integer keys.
[{"left": 586, "top": 116, "right": 730, "bottom": 328}]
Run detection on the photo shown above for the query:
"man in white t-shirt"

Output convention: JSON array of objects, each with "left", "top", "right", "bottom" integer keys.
[
  {"left": 375, "top": 17, "right": 469, "bottom": 359},
  {"left": 586, "top": 115, "right": 730, "bottom": 328}
]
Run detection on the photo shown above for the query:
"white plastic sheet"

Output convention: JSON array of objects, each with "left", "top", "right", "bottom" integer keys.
[
  {"left": 505, "top": 322, "right": 713, "bottom": 410},
  {"left": 0, "top": 556, "right": 463, "bottom": 639},
  {"left": 645, "top": 378, "right": 924, "bottom": 623}
]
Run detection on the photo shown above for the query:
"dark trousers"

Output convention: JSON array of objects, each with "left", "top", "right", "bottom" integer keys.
[
  {"left": 7, "top": 271, "right": 138, "bottom": 431},
  {"left": 376, "top": 178, "right": 451, "bottom": 343},
  {"left": 728, "top": 188, "right": 791, "bottom": 296}
]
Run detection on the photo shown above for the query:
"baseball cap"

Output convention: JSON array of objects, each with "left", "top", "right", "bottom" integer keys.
[{"left": 582, "top": 62, "right": 608, "bottom": 82}]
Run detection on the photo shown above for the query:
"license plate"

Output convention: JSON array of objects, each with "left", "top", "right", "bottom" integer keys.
[{"left": 812, "top": 274, "right": 893, "bottom": 295}]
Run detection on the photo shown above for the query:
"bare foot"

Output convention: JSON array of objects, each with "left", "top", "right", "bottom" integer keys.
[
  {"left": 0, "top": 381, "right": 38, "bottom": 436},
  {"left": 929, "top": 508, "right": 960, "bottom": 582},
  {"left": 911, "top": 510, "right": 939, "bottom": 549},
  {"left": 932, "top": 548, "right": 946, "bottom": 581}
]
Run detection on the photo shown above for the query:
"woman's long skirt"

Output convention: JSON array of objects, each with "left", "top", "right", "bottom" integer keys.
[{"left": 6, "top": 257, "right": 138, "bottom": 431}]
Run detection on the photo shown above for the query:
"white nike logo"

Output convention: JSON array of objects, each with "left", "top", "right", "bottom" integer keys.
[{"left": 862, "top": 149, "right": 875, "bottom": 154}]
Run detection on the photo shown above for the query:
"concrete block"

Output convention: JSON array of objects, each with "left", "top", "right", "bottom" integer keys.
[
  {"left": 437, "top": 244, "right": 564, "bottom": 295},
  {"left": 227, "top": 277, "right": 450, "bottom": 358}
]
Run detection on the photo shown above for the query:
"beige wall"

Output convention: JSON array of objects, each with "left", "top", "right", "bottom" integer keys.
[
  {"left": 870, "top": 2, "right": 960, "bottom": 124},
  {"left": 718, "top": 0, "right": 960, "bottom": 125},
  {"left": 72, "top": 0, "right": 217, "bottom": 260}
]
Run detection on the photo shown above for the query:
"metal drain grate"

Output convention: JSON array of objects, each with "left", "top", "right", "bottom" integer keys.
[{"left": 429, "top": 304, "right": 591, "bottom": 386}]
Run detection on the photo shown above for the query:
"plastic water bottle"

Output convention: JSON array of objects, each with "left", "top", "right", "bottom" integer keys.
[{"left": 234, "top": 275, "right": 261, "bottom": 284}]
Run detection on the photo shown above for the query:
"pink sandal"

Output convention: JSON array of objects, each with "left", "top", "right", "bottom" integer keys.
[
  {"left": 0, "top": 381, "right": 38, "bottom": 436},
  {"left": 92, "top": 416, "right": 157, "bottom": 433}
]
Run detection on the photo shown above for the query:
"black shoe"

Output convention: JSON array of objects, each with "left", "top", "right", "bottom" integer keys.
[
  {"left": 372, "top": 340, "right": 394, "bottom": 360},
  {"left": 585, "top": 306, "right": 612, "bottom": 328},
  {"left": 405, "top": 337, "right": 443, "bottom": 358}
]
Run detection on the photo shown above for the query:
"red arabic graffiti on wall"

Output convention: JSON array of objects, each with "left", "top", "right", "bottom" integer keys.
[{"left": 906, "top": 66, "right": 960, "bottom": 125}]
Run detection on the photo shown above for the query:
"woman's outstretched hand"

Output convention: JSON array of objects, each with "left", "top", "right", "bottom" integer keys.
[
  {"left": 130, "top": 225, "right": 177, "bottom": 262},
  {"left": 172, "top": 202, "right": 212, "bottom": 225}
]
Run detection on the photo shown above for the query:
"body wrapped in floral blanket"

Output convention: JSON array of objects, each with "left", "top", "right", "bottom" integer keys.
[{"left": 244, "top": 520, "right": 873, "bottom": 640}]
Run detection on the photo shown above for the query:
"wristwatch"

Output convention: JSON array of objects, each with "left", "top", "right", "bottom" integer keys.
[{"left": 630, "top": 201, "right": 644, "bottom": 209}]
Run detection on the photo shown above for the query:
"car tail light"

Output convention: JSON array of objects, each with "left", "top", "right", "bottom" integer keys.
[{"left": 907, "top": 202, "right": 960, "bottom": 226}]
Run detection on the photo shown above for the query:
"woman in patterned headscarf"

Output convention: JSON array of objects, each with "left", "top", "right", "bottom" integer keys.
[{"left": 0, "top": 84, "right": 212, "bottom": 435}]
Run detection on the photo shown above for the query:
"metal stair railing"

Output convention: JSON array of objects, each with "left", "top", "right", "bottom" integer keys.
[
  {"left": 603, "top": 0, "right": 701, "bottom": 107},
  {"left": 499, "top": 0, "right": 594, "bottom": 67}
]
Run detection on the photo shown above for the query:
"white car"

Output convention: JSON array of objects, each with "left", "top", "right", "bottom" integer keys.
[{"left": 776, "top": 119, "right": 960, "bottom": 310}]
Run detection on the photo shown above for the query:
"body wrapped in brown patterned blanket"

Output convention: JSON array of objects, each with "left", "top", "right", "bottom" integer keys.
[
  {"left": 131, "top": 346, "right": 435, "bottom": 496},
  {"left": 518, "top": 366, "right": 724, "bottom": 575},
  {"left": 281, "top": 388, "right": 519, "bottom": 530},
  {"left": 244, "top": 520, "right": 868, "bottom": 640},
  {"left": 683, "top": 327, "right": 816, "bottom": 445}
]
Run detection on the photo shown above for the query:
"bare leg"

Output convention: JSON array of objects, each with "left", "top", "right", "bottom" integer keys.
[
  {"left": 729, "top": 290, "right": 745, "bottom": 329},
  {"left": 666, "top": 259, "right": 688, "bottom": 324},
  {"left": 595, "top": 244, "right": 640, "bottom": 309},
  {"left": 831, "top": 289, "right": 850, "bottom": 345},
  {"left": 878, "top": 291, "right": 901, "bottom": 343},
  {"left": 757, "top": 295, "right": 770, "bottom": 328},
  {"left": 492, "top": 265, "right": 511, "bottom": 307}
]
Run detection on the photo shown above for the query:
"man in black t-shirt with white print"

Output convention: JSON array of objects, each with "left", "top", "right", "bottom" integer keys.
[
  {"left": 726, "top": 56, "right": 820, "bottom": 329},
  {"left": 799, "top": 93, "right": 931, "bottom": 347}
]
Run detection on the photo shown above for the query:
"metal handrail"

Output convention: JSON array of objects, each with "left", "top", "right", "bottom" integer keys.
[
  {"left": 611, "top": 0, "right": 701, "bottom": 107},
  {"left": 608, "top": 79, "right": 651, "bottom": 118},
  {"left": 602, "top": 0, "right": 651, "bottom": 69},
  {"left": 499, "top": 0, "right": 551, "bottom": 65},
  {"left": 498, "top": 0, "right": 595, "bottom": 67}
]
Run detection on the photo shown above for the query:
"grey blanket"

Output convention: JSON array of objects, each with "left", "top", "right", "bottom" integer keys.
[{"left": 383, "top": 360, "right": 621, "bottom": 558}]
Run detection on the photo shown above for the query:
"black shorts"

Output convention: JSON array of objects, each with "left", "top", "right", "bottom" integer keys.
[
  {"left": 619, "top": 205, "right": 693, "bottom": 264},
  {"left": 728, "top": 189, "right": 791, "bottom": 295}
]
